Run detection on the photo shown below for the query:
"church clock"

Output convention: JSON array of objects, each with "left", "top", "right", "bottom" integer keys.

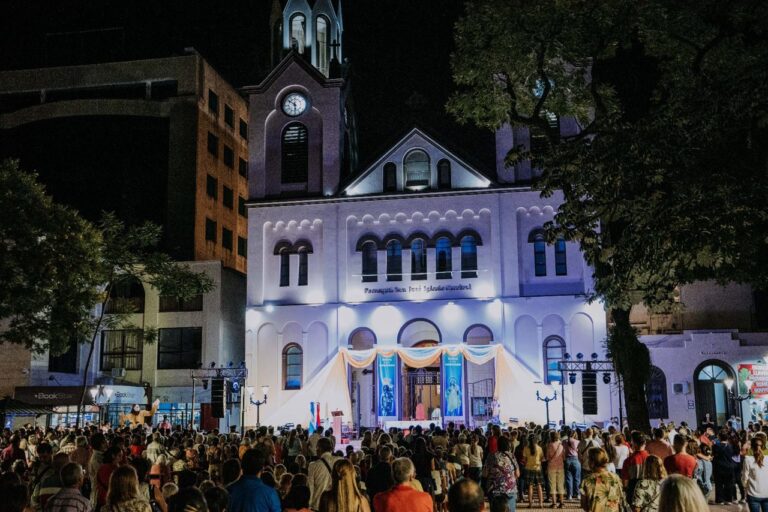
[{"left": 282, "top": 92, "right": 308, "bottom": 116}]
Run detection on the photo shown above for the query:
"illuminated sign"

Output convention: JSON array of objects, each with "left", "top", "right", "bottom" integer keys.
[{"left": 738, "top": 364, "right": 768, "bottom": 397}]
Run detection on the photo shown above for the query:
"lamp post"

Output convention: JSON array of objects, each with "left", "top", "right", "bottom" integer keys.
[
  {"left": 248, "top": 385, "right": 270, "bottom": 427},
  {"left": 89, "top": 386, "right": 114, "bottom": 426},
  {"left": 725, "top": 377, "right": 752, "bottom": 429},
  {"left": 537, "top": 381, "right": 559, "bottom": 427}
]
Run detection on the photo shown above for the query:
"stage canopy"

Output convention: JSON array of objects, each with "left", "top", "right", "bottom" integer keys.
[{"left": 261, "top": 344, "right": 549, "bottom": 427}]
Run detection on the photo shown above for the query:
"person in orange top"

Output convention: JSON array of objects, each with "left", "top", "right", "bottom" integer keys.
[{"left": 373, "top": 458, "right": 432, "bottom": 512}]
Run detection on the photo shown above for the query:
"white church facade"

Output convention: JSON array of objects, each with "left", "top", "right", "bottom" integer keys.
[{"left": 242, "top": 0, "right": 620, "bottom": 430}]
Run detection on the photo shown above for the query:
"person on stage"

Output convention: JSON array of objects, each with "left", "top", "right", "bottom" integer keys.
[{"left": 119, "top": 399, "right": 161, "bottom": 429}]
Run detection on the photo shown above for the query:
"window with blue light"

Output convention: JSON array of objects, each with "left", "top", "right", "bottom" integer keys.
[
  {"left": 298, "top": 249, "right": 308, "bottom": 286},
  {"left": 544, "top": 336, "right": 565, "bottom": 384},
  {"left": 534, "top": 234, "right": 547, "bottom": 276},
  {"left": 555, "top": 238, "right": 567, "bottom": 276},
  {"left": 283, "top": 344, "right": 303, "bottom": 390},
  {"left": 436, "top": 237, "right": 452, "bottom": 279},
  {"left": 411, "top": 239, "right": 427, "bottom": 280},
  {"left": 386, "top": 240, "right": 402, "bottom": 281},
  {"left": 460, "top": 236, "right": 478, "bottom": 278}
]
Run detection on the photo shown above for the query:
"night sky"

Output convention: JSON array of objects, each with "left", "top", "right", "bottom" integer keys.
[{"left": 0, "top": 0, "right": 494, "bottom": 171}]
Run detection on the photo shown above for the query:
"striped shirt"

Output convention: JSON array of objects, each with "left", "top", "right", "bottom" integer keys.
[{"left": 45, "top": 488, "right": 91, "bottom": 512}]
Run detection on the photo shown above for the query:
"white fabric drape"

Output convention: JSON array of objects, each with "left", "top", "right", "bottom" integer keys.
[{"left": 339, "top": 343, "right": 499, "bottom": 368}]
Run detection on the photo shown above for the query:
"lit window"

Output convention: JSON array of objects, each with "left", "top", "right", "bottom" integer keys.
[
  {"left": 290, "top": 14, "right": 306, "bottom": 54},
  {"left": 404, "top": 150, "right": 430, "bottom": 190},
  {"left": 316, "top": 16, "right": 329, "bottom": 76},
  {"left": 436, "top": 237, "right": 452, "bottom": 279},
  {"left": 555, "top": 238, "right": 567, "bottom": 276},
  {"left": 411, "top": 239, "right": 427, "bottom": 280},
  {"left": 460, "top": 236, "right": 478, "bottom": 278},
  {"left": 534, "top": 233, "right": 546, "bottom": 276},
  {"left": 386, "top": 240, "right": 402, "bottom": 281},
  {"left": 100, "top": 330, "right": 142, "bottom": 371},
  {"left": 543, "top": 336, "right": 565, "bottom": 384},
  {"left": 283, "top": 344, "right": 303, "bottom": 389}
]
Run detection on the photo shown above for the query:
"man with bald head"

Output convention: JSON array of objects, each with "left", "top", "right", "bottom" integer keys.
[{"left": 448, "top": 479, "right": 485, "bottom": 512}]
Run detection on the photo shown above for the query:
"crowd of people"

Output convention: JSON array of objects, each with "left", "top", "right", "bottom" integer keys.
[{"left": 0, "top": 416, "right": 767, "bottom": 512}]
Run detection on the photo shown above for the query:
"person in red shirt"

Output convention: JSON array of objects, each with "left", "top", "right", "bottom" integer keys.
[
  {"left": 663, "top": 435, "right": 698, "bottom": 478},
  {"left": 486, "top": 425, "right": 501, "bottom": 455},
  {"left": 645, "top": 428, "right": 674, "bottom": 460},
  {"left": 373, "top": 458, "right": 432, "bottom": 512},
  {"left": 621, "top": 431, "right": 649, "bottom": 503},
  {"left": 96, "top": 445, "right": 125, "bottom": 508}
]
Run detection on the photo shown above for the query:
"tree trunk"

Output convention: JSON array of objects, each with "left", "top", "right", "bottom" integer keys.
[
  {"left": 77, "top": 285, "right": 111, "bottom": 428},
  {"left": 608, "top": 308, "right": 652, "bottom": 432}
]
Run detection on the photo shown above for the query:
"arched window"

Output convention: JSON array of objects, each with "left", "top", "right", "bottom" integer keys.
[
  {"left": 404, "top": 150, "right": 430, "bottom": 190},
  {"left": 411, "top": 238, "right": 427, "bottom": 280},
  {"left": 316, "top": 16, "right": 329, "bottom": 76},
  {"left": 361, "top": 241, "right": 378, "bottom": 283},
  {"left": 383, "top": 162, "right": 397, "bottom": 192},
  {"left": 283, "top": 344, "right": 303, "bottom": 390},
  {"left": 436, "top": 237, "right": 452, "bottom": 279},
  {"left": 105, "top": 276, "right": 145, "bottom": 314},
  {"left": 646, "top": 366, "right": 669, "bottom": 420},
  {"left": 533, "top": 233, "right": 547, "bottom": 276},
  {"left": 272, "top": 20, "right": 283, "bottom": 66},
  {"left": 555, "top": 237, "right": 567, "bottom": 276},
  {"left": 543, "top": 336, "right": 565, "bottom": 384},
  {"left": 298, "top": 248, "right": 308, "bottom": 286},
  {"left": 279, "top": 248, "right": 290, "bottom": 287},
  {"left": 460, "top": 236, "right": 478, "bottom": 278},
  {"left": 290, "top": 14, "right": 306, "bottom": 54},
  {"left": 282, "top": 123, "right": 308, "bottom": 184},
  {"left": 437, "top": 159, "right": 451, "bottom": 189},
  {"left": 386, "top": 240, "right": 402, "bottom": 281}
]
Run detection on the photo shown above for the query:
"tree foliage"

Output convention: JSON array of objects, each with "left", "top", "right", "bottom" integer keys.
[{"left": 449, "top": 0, "right": 768, "bottom": 429}]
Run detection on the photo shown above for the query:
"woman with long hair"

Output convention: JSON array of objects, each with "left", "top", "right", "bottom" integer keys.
[
  {"left": 657, "top": 474, "right": 709, "bottom": 512},
  {"left": 600, "top": 433, "right": 617, "bottom": 473},
  {"left": 106, "top": 465, "right": 152, "bottom": 512},
  {"left": 579, "top": 448, "right": 624, "bottom": 512},
  {"left": 523, "top": 433, "right": 544, "bottom": 508},
  {"left": 632, "top": 455, "right": 666, "bottom": 512},
  {"left": 319, "top": 459, "right": 371, "bottom": 512},
  {"left": 546, "top": 430, "right": 565, "bottom": 508},
  {"left": 742, "top": 436, "right": 768, "bottom": 512}
]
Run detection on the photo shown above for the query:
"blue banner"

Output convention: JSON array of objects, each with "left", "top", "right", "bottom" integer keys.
[
  {"left": 377, "top": 354, "right": 398, "bottom": 419},
  {"left": 442, "top": 352, "right": 464, "bottom": 420}
]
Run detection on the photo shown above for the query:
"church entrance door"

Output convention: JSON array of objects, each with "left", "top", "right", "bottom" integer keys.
[{"left": 401, "top": 340, "right": 441, "bottom": 422}]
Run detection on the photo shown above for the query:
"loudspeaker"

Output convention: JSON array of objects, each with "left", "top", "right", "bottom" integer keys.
[
  {"left": 582, "top": 371, "right": 598, "bottom": 415},
  {"left": 211, "top": 379, "right": 225, "bottom": 418}
]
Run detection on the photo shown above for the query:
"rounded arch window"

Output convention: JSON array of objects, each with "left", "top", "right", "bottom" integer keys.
[
  {"left": 404, "top": 150, "right": 430, "bottom": 190},
  {"left": 646, "top": 366, "right": 669, "bottom": 420},
  {"left": 316, "top": 16, "right": 330, "bottom": 76},
  {"left": 290, "top": 14, "right": 306, "bottom": 53},
  {"left": 361, "top": 241, "right": 378, "bottom": 283},
  {"left": 543, "top": 336, "right": 565, "bottom": 384},
  {"left": 694, "top": 360, "right": 734, "bottom": 428},
  {"left": 460, "top": 235, "right": 478, "bottom": 278},
  {"left": 437, "top": 159, "right": 451, "bottom": 189},
  {"left": 283, "top": 343, "right": 303, "bottom": 390},
  {"left": 411, "top": 238, "right": 427, "bottom": 280},
  {"left": 386, "top": 239, "right": 402, "bottom": 281},
  {"left": 106, "top": 276, "right": 145, "bottom": 314},
  {"left": 349, "top": 328, "right": 376, "bottom": 350}
]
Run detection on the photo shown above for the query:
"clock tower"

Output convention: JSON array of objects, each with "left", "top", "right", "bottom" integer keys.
[{"left": 244, "top": 0, "right": 354, "bottom": 199}]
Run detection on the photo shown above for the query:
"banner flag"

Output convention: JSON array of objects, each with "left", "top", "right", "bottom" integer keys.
[
  {"left": 442, "top": 352, "right": 464, "bottom": 422},
  {"left": 377, "top": 353, "right": 398, "bottom": 419}
]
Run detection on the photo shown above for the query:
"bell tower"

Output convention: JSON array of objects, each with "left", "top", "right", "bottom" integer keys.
[{"left": 245, "top": 1, "right": 354, "bottom": 199}]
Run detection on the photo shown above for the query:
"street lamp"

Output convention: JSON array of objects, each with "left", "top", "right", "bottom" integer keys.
[
  {"left": 248, "top": 385, "right": 270, "bottom": 427},
  {"left": 89, "top": 386, "right": 114, "bottom": 425},
  {"left": 724, "top": 377, "right": 752, "bottom": 428},
  {"left": 537, "top": 381, "right": 559, "bottom": 427}
]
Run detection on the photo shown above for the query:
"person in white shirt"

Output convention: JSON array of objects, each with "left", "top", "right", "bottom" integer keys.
[
  {"left": 307, "top": 430, "right": 322, "bottom": 459},
  {"left": 307, "top": 437, "right": 341, "bottom": 511},
  {"left": 742, "top": 436, "right": 768, "bottom": 511}
]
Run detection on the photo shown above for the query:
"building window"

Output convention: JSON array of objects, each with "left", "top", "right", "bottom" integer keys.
[
  {"left": 436, "top": 237, "right": 452, "bottom": 279},
  {"left": 222, "top": 228, "right": 233, "bottom": 251},
  {"left": 298, "top": 248, "right": 308, "bottom": 286},
  {"left": 646, "top": 366, "right": 669, "bottom": 420},
  {"left": 411, "top": 238, "right": 427, "bottom": 280},
  {"left": 282, "top": 123, "right": 309, "bottom": 184},
  {"left": 383, "top": 162, "right": 397, "bottom": 192},
  {"left": 283, "top": 343, "right": 303, "bottom": 390},
  {"left": 238, "top": 236, "right": 247, "bottom": 258},
  {"left": 239, "top": 119, "right": 248, "bottom": 140},
  {"left": 361, "top": 241, "right": 378, "bottom": 283},
  {"left": 279, "top": 248, "right": 290, "bottom": 287},
  {"left": 100, "top": 329, "right": 142, "bottom": 371},
  {"left": 290, "top": 14, "right": 306, "bottom": 54},
  {"left": 158, "top": 327, "right": 202, "bottom": 370},
  {"left": 533, "top": 232, "right": 547, "bottom": 276},
  {"left": 205, "top": 218, "right": 217, "bottom": 243},
  {"left": 49, "top": 338, "right": 78, "bottom": 373},
  {"left": 223, "top": 186, "right": 233, "bottom": 209},
  {"left": 438, "top": 159, "right": 451, "bottom": 189},
  {"left": 238, "top": 196, "right": 247, "bottom": 217},
  {"left": 207, "top": 132, "right": 218, "bottom": 158},
  {"left": 238, "top": 158, "right": 247, "bottom": 178},
  {"left": 272, "top": 19, "right": 283, "bottom": 65},
  {"left": 159, "top": 294, "right": 203, "bottom": 312},
  {"left": 386, "top": 240, "right": 402, "bottom": 281},
  {"left": 555, "top": 238, "right": 567, "bottom": 276},
  {"left": 208, "top": 89, "right": 218, "bottom": 115},
  {"left": 404, "top": 150, "right": 430, "bottom": 190},
  {"left": 206, "top": 175, "right": 218, "bottom": 200},
  {"left": 460, "top": 235, "right": 478, "bottom": 278},
  {"left": 224, "top": 105, "right": 234, "bottom": 128},
  {"left": 543, "top": 336, "right": 565, "bottom": 384},
  {"left": 223, "top": 145, "right": 234, "bottom": 168},
  {"left": 316, "top": 16, "right": 329, "bottom": 76},
  {"left": 104, "top": 277, "right": 145, "bottom": 314}
]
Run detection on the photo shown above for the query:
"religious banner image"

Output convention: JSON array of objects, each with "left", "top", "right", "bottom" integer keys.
[
  {"left": 442, "top": 352, "right": 464, "bottom": 421},
  {"left": 738, "top": 364, "right": 768, "bottom": 396},
  {"left": 377, "top": 353, "right": 398, "bottom": 419}
]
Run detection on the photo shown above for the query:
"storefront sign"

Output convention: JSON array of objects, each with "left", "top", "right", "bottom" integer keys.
[
  {"left": 442, "top": 352, "right": 464, "bottom": 422},
  {"left": 15, "top": 386, "right": 82, "bottom": 405},
  {"left": 738, "top": 364, "right": 768, "bottom": 396},
  {"left": 377, "top": 354, "right": 398, "bottom": 420}
]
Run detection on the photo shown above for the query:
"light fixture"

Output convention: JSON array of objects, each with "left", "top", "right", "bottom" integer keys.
[
  {"left": 89, "top": 388, "right": 98, "bottom": 400},
  {"left": 724, "top": 377, "right": 734, "bottom": 391},
  {"left": 591, "top": 352, "right": 599, "bottom": 360},
  {"left": 104, "top": 388, "right": 114, "bottom": 400},
  {"left": 209, "top": 361, "right": 216, "bottom": 368},
  {"left": 261, "top": 385, "right": 270, "bottom": 396},
  {"left": 605, "top": 352, "right": 613, "bottom": 359},
  {"left": 265, "top": 304, "right": 275, "bottom": 313},
  {"left": 576, "top": 353, "right": 584, "bottom": 360},
  {"left": 744, "top": 379, "right": 754, "bottom": 392},
  {"left": 563, "top": 353, "right": 571, "bottom": 360},
  {"left": 603, "top": 373, "right": 611, "bottom": 384},
  {"left": 568, "top": 372, "right": 577, "bottom": 384}
]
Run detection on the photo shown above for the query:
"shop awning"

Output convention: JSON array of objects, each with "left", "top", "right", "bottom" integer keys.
[{"left": 0, "top": 397, "right": 54, "bottom": 416}]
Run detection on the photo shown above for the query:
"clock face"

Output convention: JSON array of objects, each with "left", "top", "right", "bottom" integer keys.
[{"left": 282, "top": 93, "right": 307, "bottom": 116}]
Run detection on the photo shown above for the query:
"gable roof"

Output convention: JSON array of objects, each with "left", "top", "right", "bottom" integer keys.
[
  {"left": 342, "top": 126, "right": 493, "bottom": 195},
  {"left": 240, "top": 50, "right": 343, "bottom": 95}
]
